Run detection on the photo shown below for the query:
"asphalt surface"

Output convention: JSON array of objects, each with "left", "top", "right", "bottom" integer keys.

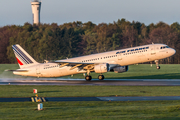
[
  {"left": 1, "top": 96, "right": 180, "bottom": 102},
  {"left": 1, "top": 79, "right": 180, "bottom": 86},
  {"left": 0, "top": 79, "right": 180, "bottom": 102}
]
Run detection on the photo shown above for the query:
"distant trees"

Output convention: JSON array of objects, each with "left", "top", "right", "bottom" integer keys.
[{"left": 0, "top": 19, "right": 180, "bottom": 64}]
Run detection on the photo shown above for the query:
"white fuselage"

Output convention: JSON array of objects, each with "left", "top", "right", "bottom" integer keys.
[{"left": 13, "top": 44, "right": 176, "bottom": 77}]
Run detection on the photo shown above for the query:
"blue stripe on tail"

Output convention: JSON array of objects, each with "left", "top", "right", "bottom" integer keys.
[
  {"left": 12, "top": 45, "right": 33, "bottom": 64},
  {"left": 13, "top": 45, "right": 33, "bottom": 63}
]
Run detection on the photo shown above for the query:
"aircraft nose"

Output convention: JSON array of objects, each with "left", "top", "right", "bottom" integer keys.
[{"left": 170, "top": 48, "right": 176, "bottom": 55}]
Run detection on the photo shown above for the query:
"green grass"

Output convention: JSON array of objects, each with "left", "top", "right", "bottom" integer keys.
[
  {"left": 1, "top": 64, "right": 180, "bottom": 119},
  {"left": 1, "top": 101, "right": 180, "bottom": 120},
  {"left": 1, "top": 85, "right": 180, "bottom": 97},
  {"left": 1, "top": 64, "right": 180, "bottom": 79}
]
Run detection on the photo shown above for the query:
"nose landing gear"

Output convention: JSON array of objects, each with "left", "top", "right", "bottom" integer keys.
[{"left": 155, "top": 60, "right": 160, "bottom": 69}]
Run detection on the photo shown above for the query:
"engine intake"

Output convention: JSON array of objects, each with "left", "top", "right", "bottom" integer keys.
[
  {"left": 94, "top": 63, "right": 109, "bottom": 73},
  {"left": 113, "top": 66, "right": 128, "bottom": 73}
]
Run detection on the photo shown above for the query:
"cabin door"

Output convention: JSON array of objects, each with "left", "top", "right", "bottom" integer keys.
[
  {"left": 118, "top": 53, "right": 122, "bottom": 60},
  {"left": 36, "top": 65, "right": 41, "bottom": 75},
  {"left": 151, "top": 46, "right": 156, "bottom": 55}
]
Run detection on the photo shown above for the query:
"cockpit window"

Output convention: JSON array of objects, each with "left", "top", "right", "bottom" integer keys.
[{"left": 160, "top": 46, "right": 169, "bottom": 49}]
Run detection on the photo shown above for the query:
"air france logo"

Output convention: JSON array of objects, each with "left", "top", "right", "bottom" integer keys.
[{"left": 116, "top": 46, "right": 149, "bottom": 54}]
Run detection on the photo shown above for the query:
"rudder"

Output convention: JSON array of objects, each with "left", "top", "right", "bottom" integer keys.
[{"left": 12, "top": 44, "right": 38, "bottom": 68}]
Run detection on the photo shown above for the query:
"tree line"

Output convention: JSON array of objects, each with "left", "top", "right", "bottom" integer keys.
[{"left": 0, "top": 18, "right": 180, "bottom": 64}]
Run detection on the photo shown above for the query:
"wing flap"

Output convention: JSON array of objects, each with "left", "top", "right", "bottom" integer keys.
[
  {"left": 54, "top": 61, "right": 99, "bottom": 70},
  {"left": 55, "top": 61, "right": 94, "bottom": 65}
]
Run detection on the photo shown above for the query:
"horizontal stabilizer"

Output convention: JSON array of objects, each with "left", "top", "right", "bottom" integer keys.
[
  {"left": 5, "top": 69, "right": 16, "bottom": 72},
  {"left": 5, "top": 69, "right": 28, "bottom": 72}
]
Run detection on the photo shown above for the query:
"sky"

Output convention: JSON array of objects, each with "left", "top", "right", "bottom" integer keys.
[{"left": 1, "top": 0, "right": 180, "bottom": 26}]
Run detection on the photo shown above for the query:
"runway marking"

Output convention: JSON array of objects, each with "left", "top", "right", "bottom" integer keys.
[
  {"left": 35, "top": 97, "right": 38, "bottom": 102},
  {"left": 31, "top": 97, "right": 46, "bottom": 102},
  {"left": 38, "top": 97, "right": 42, "bottom": 102},
  {"left": 42, "top": 97, "right": 46, "bottom": 102},
  {"left": 31, "top": 97, "right": 34, "bottom": 102}
]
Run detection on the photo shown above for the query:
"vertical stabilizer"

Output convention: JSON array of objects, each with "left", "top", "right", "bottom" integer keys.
[{"left": 12, "top": 44, "right": 38, "bottom": 68}]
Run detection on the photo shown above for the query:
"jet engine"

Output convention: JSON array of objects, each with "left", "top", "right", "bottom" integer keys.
[
  {"left": 94, "top": 63, "right": 109, "bottom": 73},
  {"left": 112, "top": 66, "right": 129, "bottom": 73}
]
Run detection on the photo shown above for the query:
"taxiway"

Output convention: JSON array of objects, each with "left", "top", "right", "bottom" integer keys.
[
  {"left": 0, "top": 79, "right": 180, "bottom": 86},
  {"left": 1, "top": 96, "right": 180, "bottom": 102}
]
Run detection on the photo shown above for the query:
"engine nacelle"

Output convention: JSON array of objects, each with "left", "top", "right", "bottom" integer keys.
[
  {"left": 113, "top": 66, "right": 128, "bottom": 73},
  {"left": 94, "top": 63, "right": 109, "bottom": 73}
]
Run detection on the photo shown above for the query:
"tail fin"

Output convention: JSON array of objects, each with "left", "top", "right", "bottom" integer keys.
[{"left": 12, "top": 44, "right": 38, "bottom": 68}]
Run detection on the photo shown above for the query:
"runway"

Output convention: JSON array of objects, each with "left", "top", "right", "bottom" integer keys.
[
  {"left": 1, "top": 96, "right": 180, "bottom": 102},
  {"left": 0, "top": 79, "right": 180, "bottom": 86},
  {"left": 0, "top": 79, "right": 180, "bottom": 102}
]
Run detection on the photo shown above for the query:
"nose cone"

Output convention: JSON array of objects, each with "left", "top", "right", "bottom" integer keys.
[{"left": 170, "top": 48, "right": 176, "bottom": 56}]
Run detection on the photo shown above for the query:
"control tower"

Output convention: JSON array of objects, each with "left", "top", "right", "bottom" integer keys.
[{"left": 31, "top": 0, "right": 41, "bottom": 25}]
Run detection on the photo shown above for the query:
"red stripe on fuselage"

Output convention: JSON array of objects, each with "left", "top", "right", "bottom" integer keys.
[{"left": 16, "top": 57, "right": 23, "bottom": 65}]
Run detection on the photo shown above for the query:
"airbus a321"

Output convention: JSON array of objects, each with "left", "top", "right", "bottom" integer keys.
[{"left": 11, "top": 43, "right": 176, "bottom": 81}]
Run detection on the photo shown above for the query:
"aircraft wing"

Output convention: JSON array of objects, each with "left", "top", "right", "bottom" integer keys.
[{"left": 54, "top": 61, "right": 100, "bottom": 71}]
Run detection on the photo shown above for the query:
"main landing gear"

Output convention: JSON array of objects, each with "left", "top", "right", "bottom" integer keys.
[
  {"left": 85, "top": 74, "right": 105, "bottom": 81},
  {"left": 85, "top": 70, "right": 105, "bottom": 81},
  {"left": 98, "top": 74, "right": 104, "bottom": 80},
  {"left": 85, "top": 70, "right": 92, "bottom": 81},
  {"left": 85, "top": 75, "right": 92, "bottom": 81},
  {"left": 155, "top": 60, "right": 160, "bottom": 69}
]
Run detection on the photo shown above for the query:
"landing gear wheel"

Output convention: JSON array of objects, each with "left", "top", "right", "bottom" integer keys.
[
  {"left": 85, "top": 75, "right": 92, "bottom": 81},
  {"left": 98, "top": 75, "right": 104, "bottom": 80},
  {"left": 155, "top": 60, "right": 160, "bottom": 70},
  {"left": 156, "top": 66, "right": 160, "bottom": 69}
]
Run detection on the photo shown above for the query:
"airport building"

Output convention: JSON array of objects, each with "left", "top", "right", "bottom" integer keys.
[{"left": 31, "top": 0, "right": 41, "bottom": 25}]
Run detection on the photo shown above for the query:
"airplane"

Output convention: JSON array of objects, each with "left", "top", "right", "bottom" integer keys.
[{"left": 11, "top": 43, "right": 176, "bottom": 81}]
